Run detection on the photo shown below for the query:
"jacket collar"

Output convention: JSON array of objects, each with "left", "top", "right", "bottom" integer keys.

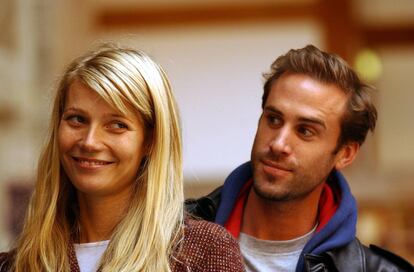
[{"left": 218, "top": 161, "right": 358, "bottom": 272}]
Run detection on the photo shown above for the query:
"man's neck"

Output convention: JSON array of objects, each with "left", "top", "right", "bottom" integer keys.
[{"left": 241, "top": 186, "right": 323, "bottom": 241}]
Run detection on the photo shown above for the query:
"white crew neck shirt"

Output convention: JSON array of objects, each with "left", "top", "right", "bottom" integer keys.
[
  {"left": 74, "top": 240, "right": 109, "bottom": 272},
  {"left": 239, "top": 225, "right": 316, "bottom": 272}
]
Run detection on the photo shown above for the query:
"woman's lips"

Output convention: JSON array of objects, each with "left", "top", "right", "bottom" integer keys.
[{"left": 72, "top": 156, "right": 114, "bottom": 169}]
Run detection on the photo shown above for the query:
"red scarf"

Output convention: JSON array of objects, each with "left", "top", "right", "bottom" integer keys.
[{"left": 224, "top": 179, "right": 339, "bottom": 238}]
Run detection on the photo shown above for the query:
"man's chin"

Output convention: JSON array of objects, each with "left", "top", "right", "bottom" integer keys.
[{"left": 252, "top": 182, "right": 290, "bottom": 202}]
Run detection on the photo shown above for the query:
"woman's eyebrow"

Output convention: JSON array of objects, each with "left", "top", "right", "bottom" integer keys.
[{"left": 62, "top": 107, "right": 85, "bottom": 113}]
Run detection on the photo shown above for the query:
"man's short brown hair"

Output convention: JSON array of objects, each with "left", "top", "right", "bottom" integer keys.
[{"left": 262, "top": 45, "right": 377, "bottom": 148}]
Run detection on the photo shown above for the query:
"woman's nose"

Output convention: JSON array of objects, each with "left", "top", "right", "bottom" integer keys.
[{"left": 78, "top": 126, "right": 103, "bottom": 152}]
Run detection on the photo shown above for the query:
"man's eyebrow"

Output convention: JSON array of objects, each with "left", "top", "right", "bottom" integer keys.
[
  {"left": 264, "top": 106, "right": 283, "bottom": 115},
  {"left": 298, "top": 116, "right": 326, "bottom": 129},
  {"left": 264, "top": 105, "right": 326, "bottom": 129}
]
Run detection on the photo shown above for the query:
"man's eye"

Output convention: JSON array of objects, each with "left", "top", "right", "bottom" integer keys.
[
  {"left": 298, "top": 126, "right": 315, "bottom": 137},
  {"left": 267, "top": 115, "right": 282, "bottom": 126}
]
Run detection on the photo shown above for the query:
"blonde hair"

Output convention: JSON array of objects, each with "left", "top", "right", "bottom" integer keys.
[{"left": 13, "top": 45, "right": 184, "bottom": 271}]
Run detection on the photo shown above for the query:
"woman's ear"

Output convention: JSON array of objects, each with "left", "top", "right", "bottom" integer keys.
[
  {"left": 335, "top": 142, "right": 360, "bottom": 170},
  {"left": 143, "top": 129, "right": 153, "bottom": 156}
]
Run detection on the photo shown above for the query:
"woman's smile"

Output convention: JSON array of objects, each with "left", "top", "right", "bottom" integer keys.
[
  {"left": 71, "top": 156, "right": 115, "bottom": 170},
  {"left": 58, "top": 80, "right": 148, "bottom": 197}
]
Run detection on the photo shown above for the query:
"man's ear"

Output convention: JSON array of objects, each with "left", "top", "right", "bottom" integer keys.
[{"left": 335, "top": 142, "right": 360, "bottom": 170}]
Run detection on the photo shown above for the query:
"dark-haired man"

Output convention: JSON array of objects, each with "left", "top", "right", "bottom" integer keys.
[{"left": 187, "top": 45, "right": 413, "bottom": 271}]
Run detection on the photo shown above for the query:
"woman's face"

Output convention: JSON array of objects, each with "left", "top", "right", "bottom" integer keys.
[{"left": 58, "top": 80, "right": 148, "bottom": 198}]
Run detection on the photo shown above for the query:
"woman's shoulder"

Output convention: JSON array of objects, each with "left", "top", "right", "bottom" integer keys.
[
  {"left": 184, "top": 218, "right": 236, "bottom": 244},
  {"left": 173, "top": 218, "right": 244, "bottom": 272}
]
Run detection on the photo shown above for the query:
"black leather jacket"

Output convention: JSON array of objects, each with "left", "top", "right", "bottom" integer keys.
[{"left": 186, "top": 186, "right": 414, "bottom": 272}]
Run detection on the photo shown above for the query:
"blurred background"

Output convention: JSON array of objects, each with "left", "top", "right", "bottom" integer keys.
[{"left": 0, "top": 0, "right": 413, "bottom": 262}]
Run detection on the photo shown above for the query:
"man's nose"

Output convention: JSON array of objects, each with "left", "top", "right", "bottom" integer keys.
[
  {"left": 78, "top": 126, "right": 103, "bottom": 152},
  {"left": 269, "top": 127, "right": 292, "bottom": 155}
]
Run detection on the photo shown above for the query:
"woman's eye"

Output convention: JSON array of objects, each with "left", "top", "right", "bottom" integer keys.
[
  {"left": 64, "top": 115, "right": 85, "bottom": 125},
  {"left": 108, "top": 122, "right": 129, "bottom": 130}
]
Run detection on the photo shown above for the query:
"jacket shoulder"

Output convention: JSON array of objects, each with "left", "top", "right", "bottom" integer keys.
[
  {"left": 172, "top": 219, "right": 244, "bottom": 272},
  {"left": 183, "top": 218, "right": 240, "bottom": 253},
  {"left": 364, "top": 243, "right": 414, "bottom": 272},
  {"left": 325, "top": 238, "right": 413, "bottom": 272},
  {"left": 184, "top": 186, "right": 222, "bottom": 221}
]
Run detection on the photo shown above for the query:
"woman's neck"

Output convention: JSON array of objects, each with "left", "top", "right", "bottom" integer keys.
[{"left": 76, "top": 190, "right": 132, "bottom": 243}]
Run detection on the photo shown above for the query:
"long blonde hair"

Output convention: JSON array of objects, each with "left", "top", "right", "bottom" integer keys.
[{"left": 13, "top": 45, "right": 184, "bottom": 271}]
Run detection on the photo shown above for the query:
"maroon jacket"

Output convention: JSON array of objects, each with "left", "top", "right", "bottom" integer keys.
[{"left": 1, "top": 219, "right": 245, "bottom": 272}]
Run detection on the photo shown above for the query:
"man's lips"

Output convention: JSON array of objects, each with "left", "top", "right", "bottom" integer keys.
[
  {"left": 261, "top": 159, "right": 292, "bottom": 171},
  {"left": 261, "top": 159, "right": 293, "bottom": 176}
]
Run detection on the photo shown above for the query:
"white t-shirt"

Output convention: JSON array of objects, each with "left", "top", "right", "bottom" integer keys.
[
  {"left": 74, "top": 240, "right": 109, "bottom": 272},
  {"left": 239, "top": 226, "right": 316, "bottom": 272}
]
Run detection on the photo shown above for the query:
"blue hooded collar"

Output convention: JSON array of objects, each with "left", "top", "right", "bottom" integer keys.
[{"left": 216, "top": 161, "right": 357, "bottom": 272}]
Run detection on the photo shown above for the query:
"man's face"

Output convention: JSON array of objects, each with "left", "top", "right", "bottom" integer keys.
[{"left": 251, "top": 72, "right": 350, "bottom": 202}]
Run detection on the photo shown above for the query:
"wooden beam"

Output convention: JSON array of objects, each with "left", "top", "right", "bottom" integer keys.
[
  {"left": 95, "top": 1, "right": 414, "bottom": 59},
  {"left": 94, "top": 1, "right": 360, "bottom": 62},
  {"left": 96, "top": 3, "right": 316, "bottom": 29},
  {"left": 317, "top": 0, "right": 361, "bottom": 62},
  {"left": 363, "top": 25, "right": 414, "bottom": 47}
]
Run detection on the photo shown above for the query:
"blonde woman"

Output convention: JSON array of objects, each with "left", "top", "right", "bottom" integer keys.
[{"left": 0, "top": 46, "right": 244, "bottom": 272}]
